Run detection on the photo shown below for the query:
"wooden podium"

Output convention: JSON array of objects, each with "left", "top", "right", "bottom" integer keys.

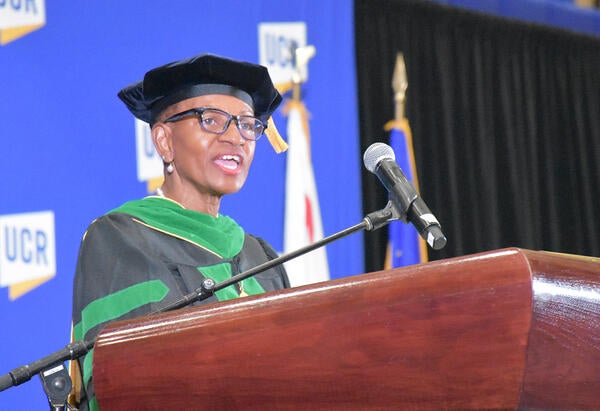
[{"left": 92, "top": 248, "right": 600, "bottom": 410}]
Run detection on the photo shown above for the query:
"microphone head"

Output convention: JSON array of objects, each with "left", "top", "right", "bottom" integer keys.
[{"left": 363, "top": 142, "right": 395, "bottom": 173}]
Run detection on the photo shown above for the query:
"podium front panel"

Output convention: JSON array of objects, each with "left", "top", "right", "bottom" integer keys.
[{"left": 93, "top": 248, "right": 600, "bottom": 409}]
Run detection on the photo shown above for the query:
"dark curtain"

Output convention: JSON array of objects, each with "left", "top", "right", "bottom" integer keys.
[{"left": 355, "top": 0, "right": 600, "bottom": 272}]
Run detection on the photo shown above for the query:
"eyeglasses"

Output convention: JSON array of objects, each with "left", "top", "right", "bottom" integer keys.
[{"left": 164, "top": 107, "right": 266, "bottom": 141}]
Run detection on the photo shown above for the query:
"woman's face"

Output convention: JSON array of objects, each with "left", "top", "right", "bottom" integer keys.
[{"left": 158, "top": 94, "right": 257, "bottom": 197}]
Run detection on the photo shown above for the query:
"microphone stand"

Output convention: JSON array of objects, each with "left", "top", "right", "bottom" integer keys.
[{"left": 0, "top": 204, "right": 397, "bottom": 410}]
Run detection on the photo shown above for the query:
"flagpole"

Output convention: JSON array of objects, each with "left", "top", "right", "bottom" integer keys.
[
  {"left": 283, "top": 45, "right": 330, "bottom": 286},
  {"left": 385, "top": 52, "right": 430, "bottom": 268}
]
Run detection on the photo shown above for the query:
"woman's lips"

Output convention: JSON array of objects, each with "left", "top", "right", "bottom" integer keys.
[{"left": 214, "top": 154, "right": 242, "bottom": 174}]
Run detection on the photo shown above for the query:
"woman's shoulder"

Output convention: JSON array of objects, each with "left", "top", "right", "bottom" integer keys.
[
  {"left": 80, "top": 208, "right": 146, "bottom": 243},
  {"left": 85, "top": 196, "right": 163, "bottom": 231}
]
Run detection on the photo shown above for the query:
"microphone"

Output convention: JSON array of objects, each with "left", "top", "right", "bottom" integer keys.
[{"left": 363, "top": 142, "right": 447, "bottom": 250}]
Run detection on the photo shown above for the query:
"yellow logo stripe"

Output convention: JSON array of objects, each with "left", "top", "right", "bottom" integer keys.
[
  {"left": 8, "top": 273, "right": 54, "bottom": 300},
  {"left": 146, "top": 176, "right": 164, "bottom": 193},
  {"left": 0, "top": 23, "right": 44, "bottom": 45}
]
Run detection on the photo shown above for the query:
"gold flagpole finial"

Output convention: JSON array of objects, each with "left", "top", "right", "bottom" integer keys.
[
  {"left": 392, "top": 52, "right": 408, "bottom": 121},
  {"left": 291, "top": 45, "right": 316, "bottom": 101}
]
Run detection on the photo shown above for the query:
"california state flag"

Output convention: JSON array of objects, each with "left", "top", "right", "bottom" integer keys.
[{"left": 283, "top": 100, "right": 330, "bottom": 287}]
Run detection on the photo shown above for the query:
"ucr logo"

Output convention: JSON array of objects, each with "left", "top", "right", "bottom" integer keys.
[
  {"left": 0, "top": 0, "right": 46, "bottom": 45},
  {"left": 258, "top": 22, "right": 308, "bottom": 85},
  {"left": 0, "top": 210, "right": 56, "bottom": 300}
]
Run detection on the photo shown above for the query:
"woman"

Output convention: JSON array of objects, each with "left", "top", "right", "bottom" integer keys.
[{"left": 71, "top": 54, "right": 290, "bottom": 410}]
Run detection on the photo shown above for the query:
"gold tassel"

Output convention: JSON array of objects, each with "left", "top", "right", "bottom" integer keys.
[{"left": 265, "top": 117, "right": 288, "bottom": 153}]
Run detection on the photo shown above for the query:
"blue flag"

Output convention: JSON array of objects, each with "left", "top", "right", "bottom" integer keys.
[{"left": 386, "top": 119, "right": 427, "bottom": 268}]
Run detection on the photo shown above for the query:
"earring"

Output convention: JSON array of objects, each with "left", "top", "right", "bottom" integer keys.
[{"left": 166, "top": 162, "right": 174, "bottom": 174}]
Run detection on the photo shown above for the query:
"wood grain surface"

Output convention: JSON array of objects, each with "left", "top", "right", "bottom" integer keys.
[{"left": 93, "top": 248, "right": 600, "bottom": 410}]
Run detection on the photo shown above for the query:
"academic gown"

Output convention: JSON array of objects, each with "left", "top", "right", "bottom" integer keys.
[{"left": 71, "top": 196, "right": 289, "bottom": 410}]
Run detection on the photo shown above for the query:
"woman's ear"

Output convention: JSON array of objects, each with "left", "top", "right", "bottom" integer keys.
[{"left": 152, "top": 123, "right": 173, "bottom": 162}]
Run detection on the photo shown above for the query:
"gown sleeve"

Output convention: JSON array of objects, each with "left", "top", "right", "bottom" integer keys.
[{"left": 71, "top": 213, "right": 185, "bottom": 409}]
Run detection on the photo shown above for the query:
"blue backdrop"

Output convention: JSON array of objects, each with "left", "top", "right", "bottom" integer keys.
[
  {"left": 0, "top": 1, "right": 362, "bottom": 408},
  {"left": 5, "top": 0, "right": 598, "bottom": 407}
]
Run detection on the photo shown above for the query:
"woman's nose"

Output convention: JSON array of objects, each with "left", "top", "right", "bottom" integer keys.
[{"left": 218, "top": 121, "right": 245, "bottom": 145}]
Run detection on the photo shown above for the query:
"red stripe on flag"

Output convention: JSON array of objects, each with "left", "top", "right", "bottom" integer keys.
[{"left": 305, "top": 194, "right": 314, "bottom": 242}]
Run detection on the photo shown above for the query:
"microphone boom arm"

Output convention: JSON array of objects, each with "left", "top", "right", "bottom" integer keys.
[{"left": 0, "top": 205, "right": 397, "bottom": 394}]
